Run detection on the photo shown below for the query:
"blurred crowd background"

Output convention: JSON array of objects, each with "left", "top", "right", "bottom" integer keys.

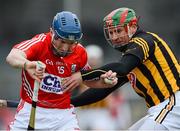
[{"left": 0, "top": 0, "right": 180, "bottom": 130}]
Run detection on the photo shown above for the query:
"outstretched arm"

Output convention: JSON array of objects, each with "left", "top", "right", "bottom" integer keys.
[
  {"left": 62, "top": 70, "right": 118, "bottom": 93},
  {"left": 62, "top": 54, "right": 140, "bottom": 92},
  {"left": 70, "top": 76, "right": 129, "bottom": 107},
  {"left": 81, "top": 54, "right": 140, "bottom": 80}
]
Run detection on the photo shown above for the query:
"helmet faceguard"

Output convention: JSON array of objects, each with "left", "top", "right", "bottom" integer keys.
[
  {"left": 104, "top": 25, "right": 130, "bottom": 49},
  {"left": 51, "top": 41, "right": 75, "bottom": 57},
  {"left": 103, "top": 8, "right": 138, "bottom": 49}
]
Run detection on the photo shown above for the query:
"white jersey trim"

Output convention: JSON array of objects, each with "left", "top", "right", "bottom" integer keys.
[
  {"left": 17, "top": 34, "right": 46, "bottom": 51},
  {"left": 22, "top": 70, "right": 33, "bottom": 99}
]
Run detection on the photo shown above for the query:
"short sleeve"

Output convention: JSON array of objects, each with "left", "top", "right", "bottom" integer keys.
[
  {"left": 76, "top": 44, "right": 91, "bottom": 71},
  {"left": 13, "top": 33, "right": 46, "bottom": 60}
]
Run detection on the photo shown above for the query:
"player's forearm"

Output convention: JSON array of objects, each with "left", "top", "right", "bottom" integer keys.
[
  {"left": 80, "top": 63, "right": 127, "bottom": 81},
  {"left": 80, "top": 54, "right": 140, "bottom": 81},
  {"left": 6, "top": 48, "right": 28, "bottom": 69},
  {"left": 71, "top": 76, "right": 128, "bottom": 107},
  {"left": 83, "top": 79, "right": 114, "bottom": 88},
  {"left": 84, "top": 80, "right": 103, "bottom": 88}
]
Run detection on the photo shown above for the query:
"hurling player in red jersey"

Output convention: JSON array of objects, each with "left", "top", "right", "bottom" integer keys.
[{"left": 6, "top": 11, "right": 117, "bottom": 130}]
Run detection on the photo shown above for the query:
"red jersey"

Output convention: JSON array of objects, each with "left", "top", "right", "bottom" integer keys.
[{"left": 14, "top": 32, "right": 90, "bottom": 109}]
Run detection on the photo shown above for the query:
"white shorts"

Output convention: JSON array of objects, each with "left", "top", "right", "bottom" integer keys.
[
  {"left": 76, "top": 108, "right": 116, "bottom": 130},
  {"left": 9, "top": 100, "right": 79, "bottom": 130},
  {"left": 129, "top": 91, "right": 180, "bottom": 130}
]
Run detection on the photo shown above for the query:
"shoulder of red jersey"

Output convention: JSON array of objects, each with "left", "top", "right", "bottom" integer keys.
[
  {"left": 14, "top": 33, "right": 51, "bottom": 51},
  {"left": 74, "top": 43, "right": 87, "bottom": 54},
  {"left": 73, "top": 43, "right": 91, "bottom": 70}
]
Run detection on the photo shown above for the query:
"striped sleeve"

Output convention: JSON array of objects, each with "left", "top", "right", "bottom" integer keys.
[
  {"left": 14, "top": 33, "right": 46, "bottom": 60},
  {"left": 125, "top": 35, "right": 155, "bottom": 62}
]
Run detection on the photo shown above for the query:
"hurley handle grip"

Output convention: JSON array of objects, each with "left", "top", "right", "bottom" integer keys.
[
  {"left": 36, "top": 61, "right": 46, "bottom": 71},
  {"left": 33, "top": 61, "right": 46, "bottom": 102}
]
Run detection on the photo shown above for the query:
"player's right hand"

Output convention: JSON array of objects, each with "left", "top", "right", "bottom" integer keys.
[
  {"left": 61, "top": 72, "right": 83, "bottom": 93},
  {"left": 24, "top": 61, "right": 46, "bottom": 82},
  {"left": 0, "top": 99, "right": 7, "bottom": 108},
  {"left": 101, "top": 70, "right": 118, "bottom": 86}
]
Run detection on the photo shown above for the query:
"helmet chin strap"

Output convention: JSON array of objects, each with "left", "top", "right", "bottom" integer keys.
[
  {"left": 50, "top": 32, "right": 67, "bottom": 57},
  {"left": 51, "top": 39, "right": 73, "bottom": 57},
  {"left": 51, "top": 44, "right": 68, "bottom": 57},
  {"left": 51, "top": 31, "right": 55, "bottom": 42}
]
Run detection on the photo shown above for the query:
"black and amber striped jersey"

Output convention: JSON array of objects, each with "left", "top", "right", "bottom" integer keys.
[{"left": 124, "top": 29, "right": 180, "bottom": 107}]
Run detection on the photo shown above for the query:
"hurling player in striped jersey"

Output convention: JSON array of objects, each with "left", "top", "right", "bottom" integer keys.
[{"left": 63, "top": 7, "right": 180, "bottom": 130}]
